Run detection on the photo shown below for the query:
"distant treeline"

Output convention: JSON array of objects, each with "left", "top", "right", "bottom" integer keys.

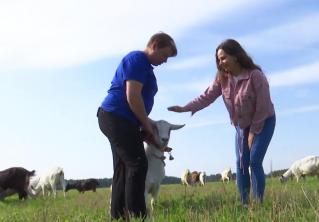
[
  {"left": 66, "top": 168, "right": 288, "bottom": 188},
  {"left": 66, "top": 178, "right": 112, "bottom": 188}
]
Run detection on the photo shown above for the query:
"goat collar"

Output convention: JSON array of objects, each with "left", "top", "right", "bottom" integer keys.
[
  {"left": 162, "top": 146, "right": 173, "bottom": 152},
  {"left": 151, "top": 153, "right": 166, "bottom": 166}
]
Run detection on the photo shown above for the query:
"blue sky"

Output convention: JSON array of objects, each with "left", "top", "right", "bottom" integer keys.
[{"left": 1, "top": 0, "right": 319, "bottom": 179}]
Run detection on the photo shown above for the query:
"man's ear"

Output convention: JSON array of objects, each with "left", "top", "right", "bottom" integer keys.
[{"left": 149, "top": 42, "right": 158, "bottom": 50}]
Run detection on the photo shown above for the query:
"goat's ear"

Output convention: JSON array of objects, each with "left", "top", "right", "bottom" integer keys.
[{"left": 170, "top": 124, "right": 185, "bottom": 130}]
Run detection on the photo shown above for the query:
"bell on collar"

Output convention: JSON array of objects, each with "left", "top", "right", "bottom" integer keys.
[{"left": 169, "top": 152, "right": 174, "bottom": 160}]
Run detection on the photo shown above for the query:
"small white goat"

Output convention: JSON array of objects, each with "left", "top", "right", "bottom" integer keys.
[
  {"left": 221, "top": 168, "right": 232, "bottom": 183},
  {"left": 144, "top": 119, "right": 184, "bottom": 211},
  {"left": 29, "top": 167, "right": 66, "bottom": 198},
  {"left": 280, "top": 155, "right": 319, "bottom": 183},
  {"left": 181, "top": 169, "right": 191, "bottom": 186}
]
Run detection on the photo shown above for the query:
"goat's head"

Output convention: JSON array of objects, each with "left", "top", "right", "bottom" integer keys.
[
  {"left": 279, "top": 175, "right": 288, "bottom": 183},
  {"left": 150, "top": 119, "right": 185, "bottom": 148}
]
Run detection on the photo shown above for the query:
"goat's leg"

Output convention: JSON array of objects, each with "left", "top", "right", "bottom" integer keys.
[
  {"left": 52, "top": 185, "right": 56, "bottom": 197},
  {"left": 51, "top": 184, "right": 57, "bottom": 198},
  {"left": 144, "top": 191, "right": 148, "bottom": 209},
  {"left": 18, "top": 190, "right": 28, "bottom": 200},
  {"left": 150, "top": 184, "right": 160, "bottom": 211},
  {"left": 41, "top": 186, "right": 46, "bottom": 197},
  {"left": 60, "top": 176, "right": 66, "bottom": 197}
]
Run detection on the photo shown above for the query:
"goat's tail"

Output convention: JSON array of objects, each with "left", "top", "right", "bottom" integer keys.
[{"left": 29, "top": 170, "right": 36, "bottom": 177}]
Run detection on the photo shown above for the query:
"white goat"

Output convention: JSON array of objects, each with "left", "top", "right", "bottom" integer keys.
[
  {"left": 181, "top": 169, "right": 191, "bottom": 186},
  {"left": 280, "top": 155, "right": 319, "bottom": 183},
  {"left": 221, "top": 168, "right": 232, "bottom": 183},
  {"left": 199, "top": 172, "right": 206, "bottom": 186},
  {"left": 29, "top": 167, "right": 66, "bottom": 198},
  {"left": 144, "top": 119, "right": 184, "bottom": 211}
]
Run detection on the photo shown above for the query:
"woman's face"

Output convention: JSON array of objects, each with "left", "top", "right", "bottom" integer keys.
[{"left": 217, "top": 49, "right": 239, "bottom": 74}]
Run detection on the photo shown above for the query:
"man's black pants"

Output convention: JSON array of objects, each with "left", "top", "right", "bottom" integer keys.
[{"left": 97, "top": 108, "right": 147, "bottom": 220}]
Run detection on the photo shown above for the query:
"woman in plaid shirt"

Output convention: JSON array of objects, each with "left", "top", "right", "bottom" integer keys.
[{"left": 168, "top": 39, "right": 276, "bottom": 207}]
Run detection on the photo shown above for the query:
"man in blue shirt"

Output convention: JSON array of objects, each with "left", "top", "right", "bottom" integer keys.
[{"left": 97, "top": 32, "right": 177, "bottom": 221}]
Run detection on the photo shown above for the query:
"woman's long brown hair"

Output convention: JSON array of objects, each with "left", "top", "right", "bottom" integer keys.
[{"left": 215, "top": 39, "right": 261, "bottom": 83}]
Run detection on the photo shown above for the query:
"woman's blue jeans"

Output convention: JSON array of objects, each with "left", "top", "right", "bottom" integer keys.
[{"left": 235, "top": 115, "right": 276, "bottom": 205}]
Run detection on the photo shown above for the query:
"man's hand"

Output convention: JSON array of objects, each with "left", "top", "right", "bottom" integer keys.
[{"left": 141, "top": 128, "right": 161, "bottom": 149}]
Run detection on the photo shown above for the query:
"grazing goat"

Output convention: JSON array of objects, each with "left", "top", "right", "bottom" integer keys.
[
  {"left": 0, "top": 167, "right": 35, "bottom": 200},
  {"left": 181, "top": 170, "right": 206, "bottom": 186},
  {"left": 144, "top": 119, "right": 184, "bottom": 211},
  {"left": 66, "top": 179, "right": 99, "bottom": 193},
  {"left": 29, "top": 167, "right": 66, "bottom": 198},
  {"left": 181, "top": 169, "right": 191, "bottom": 186},
  {"left": 190, "top": 171, "right": 201, "bottom": 186},
  {"left": 280, "top": 155, "right": 319, "bottom": 183},
  {"left": 221, "top": 168, "right": 232, "bottom": 183}
]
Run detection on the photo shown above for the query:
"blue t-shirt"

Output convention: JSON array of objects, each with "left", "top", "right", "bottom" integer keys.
[{"left": 100, "top": 51, "right": 158, "bottom": 125}]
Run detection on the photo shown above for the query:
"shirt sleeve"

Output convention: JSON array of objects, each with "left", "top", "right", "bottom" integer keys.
[
  {"left": 123, "top": 54, "right": 148, "bottom": 84},
  {"left": 184, "top": 80, "right": 222, "bottom": 115},
  {"left": 250, "top": 70, "right": 273, "bottom": 134}
]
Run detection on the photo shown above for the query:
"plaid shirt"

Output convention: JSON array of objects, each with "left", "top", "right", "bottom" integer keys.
[{"left": 184, "top": 69, "right": 275, "bottom": 134}]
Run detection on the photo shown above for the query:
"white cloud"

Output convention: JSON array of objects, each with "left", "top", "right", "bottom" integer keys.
[
  {"left": 173, "top": 104, "right": 319, "bottom": 129},
  {"left": 240, "top": 13, "right": 319, "bottom": 52},
  {"left": 162, "top": 59, "right": 319, "bottom": 94},
  {"left": 0, "top": 0, "right": 256, "bottom": 70},
  {"left": 278, "top": 104, "right": 319, "bottom": 116},
  {"left": 269, "top": 61, "right": 319, "bottom": 87},
  {"left": 161, "top": 76, "right": 214, "bottom": 93},
  {"left": 167, "top": 54, "right": 212, "bottom": 70},
  {"left": 186, "top": 119, "right": 229, "bottom": 129}
]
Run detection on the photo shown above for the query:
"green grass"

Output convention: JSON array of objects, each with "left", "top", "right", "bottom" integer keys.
[{"left": 0, "top": 178, "right": 318, "bottom": 221}]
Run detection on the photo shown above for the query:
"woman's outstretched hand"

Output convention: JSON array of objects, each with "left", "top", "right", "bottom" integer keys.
[{"left": 167, "top": 106, "right": 187, "bottom": 113}]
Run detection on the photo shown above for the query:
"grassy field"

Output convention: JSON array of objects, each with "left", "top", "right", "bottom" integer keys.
[{"left": 0, "top": 177, "right": 318, "bottom": 222}]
